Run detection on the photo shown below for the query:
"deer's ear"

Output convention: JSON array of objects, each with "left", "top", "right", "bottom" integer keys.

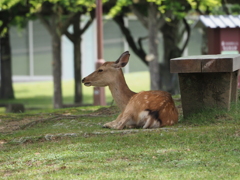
[{"left": 113, "top": 51, "right": 130, "bottom": 68}]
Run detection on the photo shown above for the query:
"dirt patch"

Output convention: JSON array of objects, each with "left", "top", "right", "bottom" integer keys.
[
  {"left": 0, "top": 106, "right": 120, "bottom": 134},
  {"left": 0, "top": 116, "right": 39, "bottom": 133},
  {"left": 234, "top": 130, "right": 240, "bottom": 137},
  {"left": 89, "top": 106, "right": 120, "bottom": 116},
  {"left": 0, "top": 140, "right": 7, "bottom": 147}
]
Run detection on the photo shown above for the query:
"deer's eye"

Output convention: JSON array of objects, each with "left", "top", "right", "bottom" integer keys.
[{"left": 98, "top": 69, "right": 103, "bottom": 72}]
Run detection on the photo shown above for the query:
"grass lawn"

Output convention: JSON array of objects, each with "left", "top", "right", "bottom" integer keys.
[{"left": 0, "top": 71, "right": 239, "bottom": 179}]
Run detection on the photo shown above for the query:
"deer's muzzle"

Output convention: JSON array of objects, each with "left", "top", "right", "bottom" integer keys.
[{"left": 82, "top": 78, "right": 91, "bottom": 87}]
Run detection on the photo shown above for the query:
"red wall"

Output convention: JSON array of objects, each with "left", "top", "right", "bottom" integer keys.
[
  {"left": 207, "top": 28, "right": 240, "bottom": 54},
  {"left": 207, "top": 28, "right": 240, "bottom": 88},
  {"left": 220, "top": 28, "right": 240, "bottom": 52},
  {"left": 207, "top": 28, "right": 220, "bottom": 54}
]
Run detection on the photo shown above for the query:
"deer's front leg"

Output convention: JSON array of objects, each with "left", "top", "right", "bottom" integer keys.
[
  {"left": 103, "top": 113, "right": 123, "bottom": 129},
  {"left": 103, "top": 112, "right": 132, "bottom": 130}
]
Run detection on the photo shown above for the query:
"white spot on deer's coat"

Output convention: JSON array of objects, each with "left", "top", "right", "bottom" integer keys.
[
  {"left": 139, "top": 111, "right": 149, "bottom": 120},
  {"left": 160, "top": 101, "right": 166, "bottom": 106}
]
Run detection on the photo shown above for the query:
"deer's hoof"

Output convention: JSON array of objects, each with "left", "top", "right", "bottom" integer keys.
[
  {"left": 102, "top": 122, "right": 112, "bottom": 129},
  {"left": 103, "top": 122, "right": 121, "bottom": 130},
  {"left": 102, "top": 124, "right": 110, "bottom": 129}
]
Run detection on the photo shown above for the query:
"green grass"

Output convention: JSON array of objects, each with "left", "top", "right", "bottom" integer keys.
[
  {"left": 0, "top": 71, "right": 240, "bottom": 179},
  {"left": 0, "top": 105, "right": 239, "bottom": 179}
]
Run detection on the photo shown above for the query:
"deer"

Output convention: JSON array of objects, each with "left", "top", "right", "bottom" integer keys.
[{"left": 82, "top": 51, "right": 178, "bottom": 130}]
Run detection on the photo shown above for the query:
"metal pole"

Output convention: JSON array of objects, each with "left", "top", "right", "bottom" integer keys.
[{"left": 94, "top": 0, "right": 106, "bottom": 106}]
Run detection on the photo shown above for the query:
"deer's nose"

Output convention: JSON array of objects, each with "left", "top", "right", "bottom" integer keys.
[{"left": 82, "top": 78, "right": 85, "bottom": 83}]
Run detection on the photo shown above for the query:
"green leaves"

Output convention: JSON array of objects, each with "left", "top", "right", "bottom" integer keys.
[
  {"left": 187, "top": 0, "right": 222, "bottom": 13},
  {"left": 0, "top": 0, "right": 96, "bottom": 33},
  {"left": 0, "top": 0, "right": 21, "bottom": 9},
  {"left": 108, "top": 0, "right": 230, "bottom": 20},
  {"left": 28, "top": 0, "right": 96, "bottom": 13},
  {"left": 1, "top": 0, "right": 96, "bottom": 14},
  {"left": 108, "top": 0, "right": 132, "bottom": 17}
]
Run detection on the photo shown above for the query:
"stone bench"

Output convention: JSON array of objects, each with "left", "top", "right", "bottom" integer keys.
[{"left": 170, "top": 54, "right": 240, "bottom": 117}]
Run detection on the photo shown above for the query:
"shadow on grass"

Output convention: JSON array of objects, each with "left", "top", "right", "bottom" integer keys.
[
  {"left": 179, "top": 102, "right": 240, "bottom": 126},
  {"left": 0, "top": 96, "right": 53, "bottom": 109},
  {"left": 0, "top": 94, "right": 114, "bottom": 111}
]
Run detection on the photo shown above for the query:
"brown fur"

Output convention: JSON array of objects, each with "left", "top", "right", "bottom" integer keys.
[{"left": 82, "top": 51, "right": 178, "bottom": 129}]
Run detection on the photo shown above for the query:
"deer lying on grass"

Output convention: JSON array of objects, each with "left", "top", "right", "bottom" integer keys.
[{"left": 82, "top": 51, "right": 178, "bottom": 129}]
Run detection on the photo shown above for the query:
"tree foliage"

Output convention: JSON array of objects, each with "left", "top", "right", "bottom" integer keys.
[
  {"left": 108, "top": 0, "right": 226, "bottom": 19},
  {"left": 0, "top": 0, "right": 30, "bottom": 35}
]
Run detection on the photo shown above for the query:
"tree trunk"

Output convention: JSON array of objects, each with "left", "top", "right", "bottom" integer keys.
[
  {"left": 160, "top": 18, "right": 190, "bottom": 94},
  {"left": 0, "top": 28, "right": 14, "bottom": 99},
  {"left": 148, "top": 3, "right": 160, "bottom": 90},
  {"left": 51, "top": 14, "right": 63, "bottom": 108},
  {"left": 160, "top": 19, "right": 181, "bottom": 94},
  {"left": 73, "top": 14, "right": 83, "bottom": 104}
]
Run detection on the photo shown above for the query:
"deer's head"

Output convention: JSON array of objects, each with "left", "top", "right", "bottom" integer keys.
[{"left": 82, "top": 51, "right": 130, "bottom": 87}]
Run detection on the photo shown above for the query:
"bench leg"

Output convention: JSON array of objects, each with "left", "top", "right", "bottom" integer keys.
[
  {"left": 178, "top": 71, "right": 238, "bottom": 118},
  {"left": 231, "top": 70, "right": 239, "bottom": 103}
]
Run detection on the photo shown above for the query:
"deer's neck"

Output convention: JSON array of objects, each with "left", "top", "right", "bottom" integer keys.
[{"left": 108, "top": 71, "right": 136, "bottom": 111}]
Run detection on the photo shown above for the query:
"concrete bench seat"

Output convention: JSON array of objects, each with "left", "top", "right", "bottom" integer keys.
[{"left": 171, "top": 54, "right": 240, "bottom": 117}]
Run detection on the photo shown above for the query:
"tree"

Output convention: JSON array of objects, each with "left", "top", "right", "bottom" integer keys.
[
  {"left": 108, "top": 0, "right": 191, "bottom": 91},
  {"left": 34, "top": 1, "right": 75, "bottom": 108},
  {"left": 0, "top": 29, "right": 14, "bottom": 99},
  {"left": 108, "top": 0, "right": 230, "bottom": 93},
  {"left": 64, "top": 10, "right": 95, "bottom": 104},
  {"left": 0, "top": 0, "right": 29, "bottom": 99},
  {"left": 32, "top": 0, "right": 95, "bottom": 108}
]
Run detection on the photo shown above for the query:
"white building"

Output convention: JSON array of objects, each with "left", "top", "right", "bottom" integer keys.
[{"left": 9, "top": 16, "right": 201, "bottom": 82}]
